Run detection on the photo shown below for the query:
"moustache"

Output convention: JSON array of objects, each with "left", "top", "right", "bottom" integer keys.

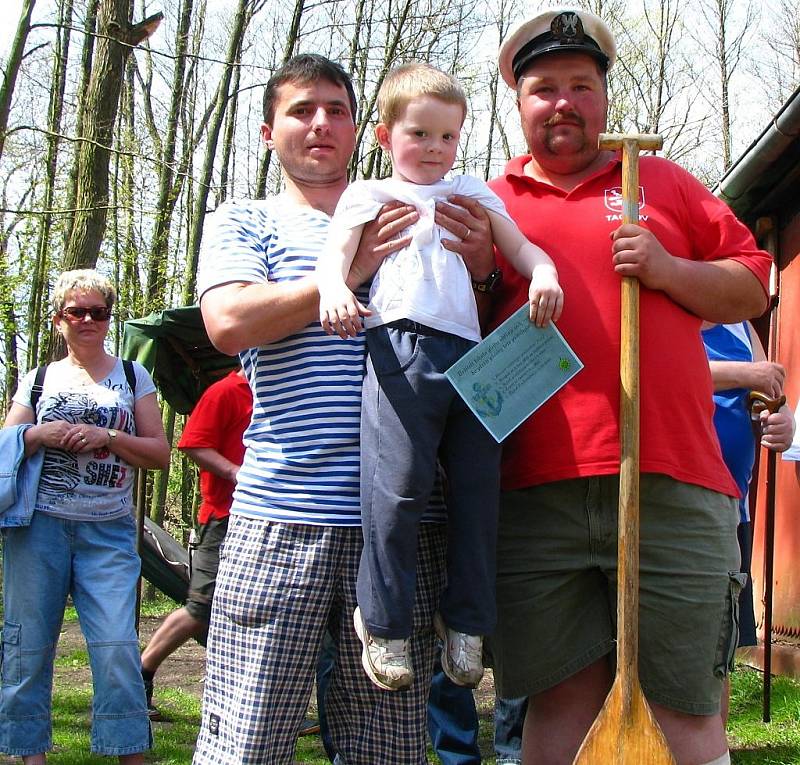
[{"left": 544, "top": 113, "right": 586, "bottom": 129}]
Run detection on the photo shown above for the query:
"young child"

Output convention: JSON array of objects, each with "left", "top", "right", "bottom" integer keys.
[{"left": 317, "top": 63, "right": 563, "bottom": 692}]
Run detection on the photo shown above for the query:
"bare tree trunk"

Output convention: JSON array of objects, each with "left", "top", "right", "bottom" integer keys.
[
  {"left": 347, "top": 0, "right": 372, "bottom": 175},
  {"left": 697, "top": 0, "right": 756, "bottom": 172},
  {"left": 150, "top": 0, "right": 260, "bottom": 529},
  {"left": 483, "top": 0, "right": 516, "bottom": 180},
  {"left": 0, "top": 173, "right": 34, "bottom": 405},
  {"left": 145, "top": 0, "right": 194, "bottom": 308},
  {"left": 135, "top": 4, "right": 183, "bottom": 528},
  {"left": 358, "top": 0, "right": 414, "bottom": 180},
  {"left": 63, "top": 0, "right": 99, "bottom": 240},
  {"left": 1, "top": 204, "right": 19, "bottom": 408},
  {"left": 181, "top": 449, "right": 199, "bottom": 529},
  {"left": 183, "top": 0, "right": 260, "bottom": 305},
  {"left": 217, "top": 58, "right": 241, "bottom": 206},
  {"left": 0, "top": 0, "right": 36, "bottom": 162},
  {"left": 27, "top": 0, "right": 73, "bottom": 368},
  {"left": 149, "top": 405, "right": 175, "bottom": 526},
  {"left": 716, "top": 0, "right": 732, "bottom": 169},
  {"left": 118, "top": 55, "right": 139, "bottom": 322},
  {"left": 61, "top": 1, "right": 162, "bottom": 273}
]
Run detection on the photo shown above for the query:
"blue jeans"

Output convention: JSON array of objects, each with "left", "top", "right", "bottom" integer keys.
[
  {"left": 494, "top": 694, "right": 527, "bottom": 764},
  {"left": 427, "top": 645, "right": 480, "bottom": 765},
  {"left": 0, "top": 512, "right": 151, "bottom": 756}
]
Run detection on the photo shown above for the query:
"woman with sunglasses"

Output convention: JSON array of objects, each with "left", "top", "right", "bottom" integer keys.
[{"left": 2, "top": 269, "right": 170, "bottom": 764}]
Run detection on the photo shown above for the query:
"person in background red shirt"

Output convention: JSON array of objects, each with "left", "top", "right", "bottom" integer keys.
[{"left": 140, "top": 368, "right": 251, "bottom": 717}]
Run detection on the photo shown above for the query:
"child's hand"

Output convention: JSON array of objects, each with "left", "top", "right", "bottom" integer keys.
[
  {"left": 528, "top": 265, "right": 564, "bottom": 327},
  {"left": 319, "top": 286, "right": 371, "bottom": 339}
]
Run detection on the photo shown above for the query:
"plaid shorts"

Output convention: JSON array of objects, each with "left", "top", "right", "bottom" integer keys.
[{"left": 192, "top": 516, "right": 446, "bottom": 765}]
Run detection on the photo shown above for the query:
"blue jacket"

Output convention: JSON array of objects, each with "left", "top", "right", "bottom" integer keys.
[{"left": 0, "top": 425, "right": 44, "bottom": 527}]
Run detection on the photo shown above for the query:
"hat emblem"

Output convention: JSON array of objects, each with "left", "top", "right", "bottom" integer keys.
[{"left": 551, "top": 11, "right": 584, "bottom": 44}]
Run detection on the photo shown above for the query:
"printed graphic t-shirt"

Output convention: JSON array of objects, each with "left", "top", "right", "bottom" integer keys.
[{"left": 13, "top": 358, "right": 156, "bottom": 521}]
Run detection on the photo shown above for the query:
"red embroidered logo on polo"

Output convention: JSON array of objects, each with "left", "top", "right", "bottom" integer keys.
[{"left": 603, "top": 186, "right": 649, "bottom": 222}]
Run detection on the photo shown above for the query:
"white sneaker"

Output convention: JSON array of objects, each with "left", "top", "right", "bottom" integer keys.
[
  {"left": 353, "top": 607, "right": 414, "bottom": 691},
  {"left": 434, "top": 612, "right": 484, "bottom": 688}
]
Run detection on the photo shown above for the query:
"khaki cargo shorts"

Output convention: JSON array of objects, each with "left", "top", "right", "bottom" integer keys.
[{"left": 486, "top": 474, "right": 742, "bottom": 715}]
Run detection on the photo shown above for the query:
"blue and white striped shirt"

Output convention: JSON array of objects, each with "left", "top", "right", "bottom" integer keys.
[{"left": 198, "top": 195, "right": 369, "bottom": 526}]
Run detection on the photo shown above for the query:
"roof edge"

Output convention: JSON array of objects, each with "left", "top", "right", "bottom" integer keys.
[{"left": 715, "top": 85, "right": 800, "bottom": 209}]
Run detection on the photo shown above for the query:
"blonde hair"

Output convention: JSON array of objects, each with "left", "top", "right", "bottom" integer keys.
[
  {"left": 52, "top": 269, "right": 116, "bottom": 313},
  {"left": 378, "top": 63, "right": 467, "bottom": 127}
]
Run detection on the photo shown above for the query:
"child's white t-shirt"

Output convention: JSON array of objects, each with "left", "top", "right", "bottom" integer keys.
[{"left": 328, "top": 175, "right": 513, "bottom": 342}]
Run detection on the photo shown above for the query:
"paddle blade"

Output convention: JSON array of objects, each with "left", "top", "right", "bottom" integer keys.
[{"left": 572, "top": 677, "right": 675, "bottom": 765}]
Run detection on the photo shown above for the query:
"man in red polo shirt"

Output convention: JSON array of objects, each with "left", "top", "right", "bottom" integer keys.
[
  {"left": 477, "top": 8, "right": 772, "bottom": 765},
  {"left": 140, "top": 368, "right": 251, "bottom": 716}
]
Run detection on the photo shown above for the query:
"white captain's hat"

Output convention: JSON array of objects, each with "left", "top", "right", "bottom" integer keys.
[{"left": 498, "top": 8, "right": 617, "bottom": 88}]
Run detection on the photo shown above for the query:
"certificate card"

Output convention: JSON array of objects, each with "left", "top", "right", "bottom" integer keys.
[{"left": 446, "top": 305, "right": 583, "bottom": 443}]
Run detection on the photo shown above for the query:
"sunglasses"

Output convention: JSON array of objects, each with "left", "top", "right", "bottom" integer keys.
[{"left": 60, "top": 306, "right": 112, "bottom": 322}]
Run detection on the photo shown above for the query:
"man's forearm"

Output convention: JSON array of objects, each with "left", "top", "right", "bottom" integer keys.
[
  {"left": 181, "top": 447, "right": 240, "bottom": 483},
  {"left": 201, "top": 278, "right": 319, "bottom": 355},
  {"left": 664, "top": 259, "right": 768, "bottom": 323},
  {"left": 709, "top": 360, "right": 757, "bottom": 392}
]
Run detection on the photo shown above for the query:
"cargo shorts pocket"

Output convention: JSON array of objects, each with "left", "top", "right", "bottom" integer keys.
[
  {"left": 1, "top": 623, "right": 21, "bottom": 686},
  {"left": 714, "top": 572, "right": 748, "bottom": 678}
]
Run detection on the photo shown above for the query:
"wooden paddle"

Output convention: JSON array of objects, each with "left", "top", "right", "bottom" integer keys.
[{"left": 572, "top": 133, "right": 675, "bottom": 765}]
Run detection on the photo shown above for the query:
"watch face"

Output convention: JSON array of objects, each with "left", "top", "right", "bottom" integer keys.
[
  {"left": 483, "top": 269, "right": 502, "bottom": 292},
  {"left": 473, "top": 268, "right": 503, "bottom": 293}
]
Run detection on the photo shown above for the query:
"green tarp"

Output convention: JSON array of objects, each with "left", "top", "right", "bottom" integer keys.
[
  {"left": 122, "top": 305, "right": 237, "bottom": 414},
  {"left": 121, "top": 305, "right": 236, "bottom": 603}
]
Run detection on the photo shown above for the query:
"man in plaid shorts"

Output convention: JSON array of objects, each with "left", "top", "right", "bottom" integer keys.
[{"left": 192, "top": 54, "right": 494, "bottom": 765}]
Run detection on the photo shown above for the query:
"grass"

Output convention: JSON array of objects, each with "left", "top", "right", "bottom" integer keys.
[
  {"left": 728, "top": 668, "right": 800, "bottom": 764},
  {"left": 13, "top": 687, "right": 203, "bottom": 765},
  {"left": 61, "top": 591, "right": 180, "bottom": 625},
  {"left": 9, "top": 585, "right": 800, "bottom": 765},
  {"left": 14, "top": 665, "right": 795, "bottom": 764}
]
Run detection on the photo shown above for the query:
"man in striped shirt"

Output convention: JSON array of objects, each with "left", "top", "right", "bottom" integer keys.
[{"left": 191, "top": 54, "right": 494, "bottom": 765}]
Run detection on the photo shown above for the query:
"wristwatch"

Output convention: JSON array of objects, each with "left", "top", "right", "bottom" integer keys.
[
  {"left": 107, "top": 429, "right": 118, "bottom": 445},
  {"left": 471, "top": 267, "right": 503, "bottom": 294}
]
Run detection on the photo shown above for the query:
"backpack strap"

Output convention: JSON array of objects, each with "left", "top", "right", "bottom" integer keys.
[
  {"left": 29, "top": 361, "right": 137, "bottom": 413},
  {"left": 123, "top": 359, "right": 137, "bottom": 396},
  {"left": 30, "top": 364, "right": 48, "bottom": 414}
]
